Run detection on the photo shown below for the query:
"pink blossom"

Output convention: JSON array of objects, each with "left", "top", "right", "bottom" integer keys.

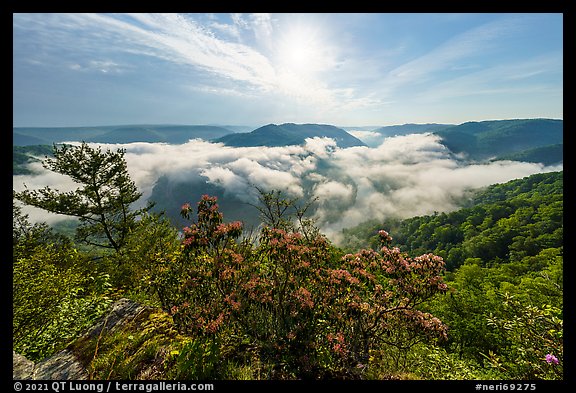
[
  {"left": 378, "top": 229, "right": 392, "bottom": 243},
  {"left": 545, "top": 354, "right": 559, "bottom": 364}
]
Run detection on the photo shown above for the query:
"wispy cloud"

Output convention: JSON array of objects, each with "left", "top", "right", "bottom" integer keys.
[
  {"left": 155, "top": 16, "right": 369, "bottom": 110},
  {"left": 13, "top": 13, "right": 562, "bottom": 126},
  {"left": 412, "top": 52, "right": 563, "bottom": 102},
  {"left": 68, "top": 60, "right": 129, "bottom": 74},
  {"left": 15, "top": 13, "right": 365, "bottom": 110},
  {"left": 388, "top": 16, "right": 523, "bottom": 84},
  {"left": 372, "top": 15, "right": 545, "bottom": 102}
]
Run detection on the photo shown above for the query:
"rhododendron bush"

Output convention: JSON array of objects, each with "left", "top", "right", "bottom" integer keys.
[{"left": 150, "top": 194, "right": 448, "bottom": 378}]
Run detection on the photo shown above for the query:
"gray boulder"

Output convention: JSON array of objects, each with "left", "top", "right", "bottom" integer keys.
[{"left": 13, "top": 298, "right": 149, "bottom": 380}]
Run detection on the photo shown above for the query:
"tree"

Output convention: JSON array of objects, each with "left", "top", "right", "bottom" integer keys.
[
  {"left": 249, "top": 186, "right": 319, "bottom": 241},
  {"left": 12, "top": 199, "right": 70, "bottom": 254},
  {"left": 14, "top": 142, "right": 150, "bottom": 254}
]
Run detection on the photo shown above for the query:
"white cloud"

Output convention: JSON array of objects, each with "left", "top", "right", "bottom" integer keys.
[
  {"left": 68, "top": 60, "right": 128, "bottom": 74},
  {"left": 347, "top": 130, "right": 382, "bottom": 144},
  {"left": 13, "top": 13, "right": 379, "bottom": 118},
  {"left": 14, "top": 135, "right": 561, "bottom": 243}
]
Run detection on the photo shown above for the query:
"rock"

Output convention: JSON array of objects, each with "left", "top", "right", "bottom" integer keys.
[
  {"left": 33, "top": 350, "right": 88, "bottom": 380},
  {"left": 13, "top": 351, "right": 34, "bottom": 380},
  {"left": 83, "top": 298, "right": 148, "bottom": 339},
  {"left": 13, "top": 298, "right": 150, "bottom": 380}
]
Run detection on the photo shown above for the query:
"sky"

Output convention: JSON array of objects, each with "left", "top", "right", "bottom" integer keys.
[{"left": 13, "top": 13, "right": 563, "bottom": 128}]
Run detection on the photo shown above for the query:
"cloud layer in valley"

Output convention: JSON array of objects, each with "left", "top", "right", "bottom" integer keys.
[{"left": 13, "top": 134, "right": 562, "bottom": 243}]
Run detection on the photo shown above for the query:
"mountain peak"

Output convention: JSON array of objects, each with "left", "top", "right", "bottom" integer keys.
[{"left": 216, "top": 123, "right": 366, "bottom": 148}]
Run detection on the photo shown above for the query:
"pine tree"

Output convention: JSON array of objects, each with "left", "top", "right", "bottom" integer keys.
[{"left": 14, "top": 142, "right": 151, "bottom": 254}]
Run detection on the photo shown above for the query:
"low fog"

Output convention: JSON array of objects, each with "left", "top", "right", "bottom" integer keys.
[{"left": 13, "top": 133, "right": 562, "bottom": 244}]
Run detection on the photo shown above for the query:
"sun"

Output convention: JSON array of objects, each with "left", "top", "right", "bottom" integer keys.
[{"left": 275, "top": 25, "right": 326, "bottom": 76}]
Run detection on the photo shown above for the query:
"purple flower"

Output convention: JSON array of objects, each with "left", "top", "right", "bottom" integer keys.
[{"left": 545, "top": 353, "right": 559, "bottom": 364}]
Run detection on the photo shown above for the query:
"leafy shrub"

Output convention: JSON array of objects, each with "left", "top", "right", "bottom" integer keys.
[
  {"left": 148, "top": 194, "right": 449, "bottom": 379},
  {"left": 13, "top": 243, "right": 113, "bottom": 360},
  {"left": 13, "top": 204, "right": 113, "bottom": 361},
  {"left": 486, "top": 294, "right": 563, "bottom": 379}
]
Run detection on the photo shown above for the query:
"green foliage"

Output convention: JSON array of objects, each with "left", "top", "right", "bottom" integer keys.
[
  {"left": 85, "top": 310, "right": 179, "bottom": 379},
  {"left": 485, "top": 294, "right": 563, "bottom": 379},
  {"left": 14, "top": 142, "right": 151, "bottom": 253},
  {"left": 165, "top": 337, "right": 221, "bottom": 380},
  {"left": 408, "top": 345, "right": 495, "bottom": 380},
  {"left": 342, "top": 171, "right": 562, "bottom": 272},
  {"left": 12, "top": 201, "right": 71, "bottom": 253},
  {"left": 114, "top": 211, "right": 182, "bottom": 291},
  {"left": 339, "top": 171, "right": 563, "bottom": 380},
  {"left": 13, "top": 205, "right": 113, "bottom": 361}
]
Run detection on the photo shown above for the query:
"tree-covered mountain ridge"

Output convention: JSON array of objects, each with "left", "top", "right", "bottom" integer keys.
[
  {"left": 14, "top": 118, "right": 562, "bottom": 159},
  {"left": 215, "top": 123, "right": 367, "bottom": 148},
  {"left": 13, "top": 124, "right": 240, "bottom": 146},
  {"left": 340, "top": 170, "right": 563, "bottom": 271},
  {"left": 433, "top": 118, "right": 563, "bottom": 162}
]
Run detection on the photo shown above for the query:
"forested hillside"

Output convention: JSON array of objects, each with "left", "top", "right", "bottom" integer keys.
[
  {"left": 339, "top": 171, "right": 563, "bottom": 379},
  {"left": 12, "top": 143, "right": 563, "bottom": 381},
  {"left": 493, "top": 144, "right": 563, "bottom": 166},
  {"left": 341, "top": 171, "right": 562, "bottom": 269},
  {"left": 433, "top": 119, "right": 562, "bottom": 161},
  {"left": 216, "top": 123, "right": 366, "bottom": 148}
]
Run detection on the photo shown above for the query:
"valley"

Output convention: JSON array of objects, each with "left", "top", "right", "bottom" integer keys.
[{"left": 13, "top": 118, "right": 563, "bottom": 242}]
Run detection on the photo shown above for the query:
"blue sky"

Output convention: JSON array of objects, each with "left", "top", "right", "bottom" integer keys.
[{"left": 12, "top": 13, "right": 563, "bottom": 127}]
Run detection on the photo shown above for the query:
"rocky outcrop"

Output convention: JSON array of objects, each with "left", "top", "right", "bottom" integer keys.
[
  {"left": 13, "top": 298, "right": 149, "bottom": 380},
  {"left": 82, "top": 298, "right": 148, "bottom": 340},
  {"left": 13, "top": 352, "right": 35, "bottom": 380}
]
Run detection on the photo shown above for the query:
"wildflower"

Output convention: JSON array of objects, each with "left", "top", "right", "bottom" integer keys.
[
  {"left": 378, "top": 229, "right": 392, "bottom": 242},
  {"left": 545, "top": 353, "right": 559, "bottom": 364},
  {"left": 295, "top": 286, "right": 314, "bottom": 309}
]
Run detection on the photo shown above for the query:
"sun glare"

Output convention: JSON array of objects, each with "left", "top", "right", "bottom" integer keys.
[{"left": 276, "top": 25, "right": 326, "bottom": 76}]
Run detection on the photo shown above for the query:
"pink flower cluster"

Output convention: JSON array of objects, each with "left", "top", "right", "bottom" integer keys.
[
  {"left": 327, "top": 332, "right": 349, "bottom": 357},
  {"left": 545, "top": 353, "right": 559, "bottom": 365}
]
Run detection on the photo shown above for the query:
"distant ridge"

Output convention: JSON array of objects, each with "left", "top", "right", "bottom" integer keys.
[
  {"left": 215, "top": 123, "right": 367, "bottom": 148},
  {"left": 373, "top": 123, "right": 451, "bottom": 136},
  {"left": 493, "top": 144, "right": 563, "bottom": 166},
  {"left": 13, "top": 133, "right": 46, "bottom": 146},
  {"left": 13, "top": 119, "right": 563, "bottom": 166},
  {"left": 433, "top": 118, "right": 563, "bottom": 160},
  {"left": 12, "top": 125, "right": 236, "bottom": 146}
]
